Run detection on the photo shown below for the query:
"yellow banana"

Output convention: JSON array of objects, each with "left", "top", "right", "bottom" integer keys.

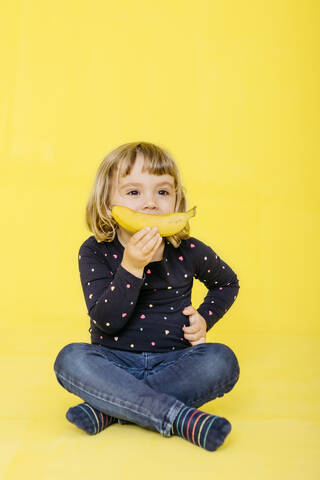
[{"left": 111, "top": 205, "right": 197, "bottom": 237}]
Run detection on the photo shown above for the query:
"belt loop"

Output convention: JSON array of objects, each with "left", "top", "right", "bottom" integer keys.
[{"left": 143, "top": 352, "right": 148, "bottom": 370}]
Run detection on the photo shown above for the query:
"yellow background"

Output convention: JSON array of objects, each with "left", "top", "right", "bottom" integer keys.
[{"left": 1, "top": 0, "right": 319, "bottom": 478}]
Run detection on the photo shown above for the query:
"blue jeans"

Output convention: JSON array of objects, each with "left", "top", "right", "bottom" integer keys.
[{"left": 53, "top": 342, "right": 240, "bottom": 437}]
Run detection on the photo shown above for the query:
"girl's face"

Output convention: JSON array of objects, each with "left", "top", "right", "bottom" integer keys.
[
  {"left": 110, "top": 152, "right": 176, "bottom": 215},
  {"left": 110, "top": 152, "right": 176, "bottom": 238}
]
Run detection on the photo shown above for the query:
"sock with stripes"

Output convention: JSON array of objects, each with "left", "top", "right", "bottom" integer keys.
[
  {"left": 171, "top": 406, "right": 232, "bottom": 452},
  {"left": 66, "top": 402, "right": 118, "bottom": 435}
]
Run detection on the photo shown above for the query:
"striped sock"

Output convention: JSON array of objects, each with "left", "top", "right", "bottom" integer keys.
[
  {"left": 66, "top": 402, "right": 118, "bottom": 435},
  {"left": 171, "top": 406, "right": 232, "bottom": 452}
]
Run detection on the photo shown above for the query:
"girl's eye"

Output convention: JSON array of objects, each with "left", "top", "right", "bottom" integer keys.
[{"left": 127, "top": 190, "right": 169, "bottom": 196}]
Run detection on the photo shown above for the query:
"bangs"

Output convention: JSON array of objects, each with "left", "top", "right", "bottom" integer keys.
[{"left": 114, "top": 143, "right": 177, "bottom": 188}]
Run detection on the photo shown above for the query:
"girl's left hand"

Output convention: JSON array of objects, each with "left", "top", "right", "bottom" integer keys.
[{"left": 182, "top": 305, "right": 207, "bottom": 346}]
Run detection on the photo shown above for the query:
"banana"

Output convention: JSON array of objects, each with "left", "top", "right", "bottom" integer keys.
[{"left": 111, "top": 205, "right": 197, "bottom": 237}]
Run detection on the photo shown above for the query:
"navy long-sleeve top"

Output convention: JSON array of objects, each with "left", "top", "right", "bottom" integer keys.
[{"left": 78, "top": 232, "right": 240, "bottom": 353}]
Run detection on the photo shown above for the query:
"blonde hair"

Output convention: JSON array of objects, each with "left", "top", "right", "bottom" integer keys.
[{"left": 85, "top": 141, "right": 191, "bottom": 247}]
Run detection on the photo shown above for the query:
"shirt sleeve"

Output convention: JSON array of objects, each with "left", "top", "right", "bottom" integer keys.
[
  {"left": 192, "top": 238, "right": 240, "bottom": 332},
  {"left": 78, "top": 240, "right": 147, "bottom": 335}
]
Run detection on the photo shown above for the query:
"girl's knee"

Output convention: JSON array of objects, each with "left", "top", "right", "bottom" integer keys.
[
  {"left": 53, "top": 342, "right": 87, "bottom": 374},
  {"left": 203, "top": 342, "right": 240, "bottom": 380}
]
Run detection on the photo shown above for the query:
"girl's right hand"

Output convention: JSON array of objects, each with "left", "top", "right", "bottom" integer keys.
[{"left": 122, "top": 226, "right": 163, "bottom": 271}]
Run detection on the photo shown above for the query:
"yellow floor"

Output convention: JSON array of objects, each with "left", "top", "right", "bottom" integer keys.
[{"left": 1, "top": 328, "right": 319, "bottom": 480}]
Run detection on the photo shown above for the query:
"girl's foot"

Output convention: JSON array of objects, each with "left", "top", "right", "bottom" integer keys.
[
  {"left": 66, "top": 402, "right": 118, "bottom": 435},
  {"left": 171, "top": 406, "right": 232, "bottom": 451}
]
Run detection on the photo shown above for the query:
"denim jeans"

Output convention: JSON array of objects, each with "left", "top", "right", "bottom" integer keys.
[{"left": 53, "top": 342, "right": 240, "bottom": 437}]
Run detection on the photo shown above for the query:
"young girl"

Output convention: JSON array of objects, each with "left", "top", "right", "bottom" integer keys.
[{"left": 53, "top": 141, "right": 240, "bottom": 452}]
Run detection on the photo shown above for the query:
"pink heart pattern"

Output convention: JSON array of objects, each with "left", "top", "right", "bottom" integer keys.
[{"left": 89, "top": 233, "right": 236, "bottom": 352}]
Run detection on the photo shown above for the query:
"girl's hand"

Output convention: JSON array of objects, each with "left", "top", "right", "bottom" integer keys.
[
  {"left": 122, "top": 226, "right": 163, "bottom": 270},
  {"left": 182, "top": 305, "right": 207, "bottom": 346}
]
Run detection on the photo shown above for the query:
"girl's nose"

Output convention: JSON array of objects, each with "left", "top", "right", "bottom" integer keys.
[
  {"left": 143, "top": 199, "right": 157, "bottom": 210},
  {"left": 143, "top": 203, "right": 157, "bottom": 211}
]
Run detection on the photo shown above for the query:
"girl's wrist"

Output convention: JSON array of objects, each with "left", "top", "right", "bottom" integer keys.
[{"left": 121, "top": 261, "right": 144, "bottom": 279}]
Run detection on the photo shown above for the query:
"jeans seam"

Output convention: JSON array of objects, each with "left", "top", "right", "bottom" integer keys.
[
  {"left": 107, "top": 362, "right": 135, "bottom": 370},
  {"left": 56, "top": 371, "right": 166, "bottom": 426},
  {"left": 162, "top": 399, "right": 185, "bottom": 437}
]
